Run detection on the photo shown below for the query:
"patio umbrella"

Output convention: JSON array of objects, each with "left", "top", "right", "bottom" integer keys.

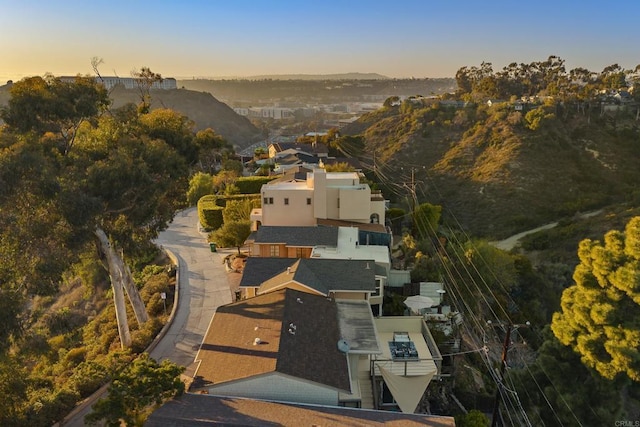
[{"left": 404, "top": 295, "right": 436, "bottom": 314}]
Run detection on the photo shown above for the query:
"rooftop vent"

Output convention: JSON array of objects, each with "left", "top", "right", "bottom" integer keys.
[
  {"left": 337, "top": 339, "right": 350, "bottom": 353},
  {"left": 253, "top": 338, "right": 262, "bottom": 346},
  {"left": 296, "top": 297, "right": 303, "bottom": 304}
]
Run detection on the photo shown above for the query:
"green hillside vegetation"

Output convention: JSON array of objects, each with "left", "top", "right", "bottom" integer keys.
[
  {"left": 0, "top": 81, "right": 263, "bottom": 150},
  {"left": 339, "top": 56, "right": 640, "bottom": 424},
  {"left": 343, "top": 57, "right": 640, "bottom": 239},
  {"left": 3, "top": 60, "right": 640, "bottom": 424},
  {"left": 0, "top": 74, "right": 218, "bottom": 425}
]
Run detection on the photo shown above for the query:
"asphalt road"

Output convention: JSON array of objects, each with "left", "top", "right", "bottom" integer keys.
[
  {"left": 151, "top": 207, "right": 234, "bottom": 366},
  {"left": 60, "top": 207, "right": 233, "bottom": 426}
]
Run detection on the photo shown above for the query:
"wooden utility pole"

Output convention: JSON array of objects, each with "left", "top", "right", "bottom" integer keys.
[
  {"left": 491, "top": 324, "right": 512, "bottom": 427},
  {"left": 488, "top": 320, "right": 530, "bottom": 427}
]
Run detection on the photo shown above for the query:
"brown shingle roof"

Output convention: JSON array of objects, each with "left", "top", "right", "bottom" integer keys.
[
  {"left": 194, "top": 288, "right": 350, "bottom": 392},
  {"left": 146, "top": 394, "right": 457, "bottom": 427}
]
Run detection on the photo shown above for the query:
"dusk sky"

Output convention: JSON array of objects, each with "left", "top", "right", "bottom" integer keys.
[{"left": 1, "top": 0, "right": 638, "bottom": 82}]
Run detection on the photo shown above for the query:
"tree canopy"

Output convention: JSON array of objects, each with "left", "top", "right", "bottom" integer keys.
[
  {"left": 210, "top": 220, "right": 251, "bottom": 254},
  {"left": 85, "top": 353, "right": 184, "bottom": 426},
  {"left": 0, "top": 76, "right": 198, "bottom": 348},
  {"left": 454, "top": 55, "right": 639, "bottom": 102},
  {"left": 551, "top": 216, "right": 640, "bottom": 382},
  {"left": 0, "top": 75, "right": 109, "bottom": 154}
]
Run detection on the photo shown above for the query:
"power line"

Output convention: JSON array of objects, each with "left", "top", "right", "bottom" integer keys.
[
  {"left": 398, "top": 164, "right": 579, "bottom": 425},
  {"left": 361, "top": 148, "right": 580, "bottom": 425}
]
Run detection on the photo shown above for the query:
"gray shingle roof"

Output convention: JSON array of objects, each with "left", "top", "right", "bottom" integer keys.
[
  {"left": 239, "top": 257, "right": 296, "bottom": 288},
  {"left": 252, "top": 225, "right": 338, "bottom": 247},
  {"left": 277, "top": 289, "right": 349, "bottom": 391},
  {"left": 267, "top": 165, "right": 313, "bottom": 183},
  {"left": 291, "top": 258, "right": 377, "bottom": 295},
  {"left": 271, "top": 142, "right": 328, "bottom": 155}
]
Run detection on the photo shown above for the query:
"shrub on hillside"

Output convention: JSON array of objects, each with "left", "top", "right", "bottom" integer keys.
[
  {"left": 186, "top": 172, "right": 214, "bottom": 206},
  {"left": 198, "top": 195, "right": 223, "bottom": 230},
  {"left": 130, "top": 317, "right": 163, "bottom": 354},
  {"left": 69, "top": 361, "right": 109, "bottom": 398},
  {"left": 235, "top": 176, "right": 276, "bottom": 194},
  {"left": 223, "top": 198, "right": 261, "bottom": 223}
]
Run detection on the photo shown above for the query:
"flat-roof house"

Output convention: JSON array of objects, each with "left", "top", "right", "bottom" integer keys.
[
  {"left": 372, "top": 317, "right": 442, "bottom": 413},
  {"left": 251, "top": 167, "right": 386, "bottom": 229}
]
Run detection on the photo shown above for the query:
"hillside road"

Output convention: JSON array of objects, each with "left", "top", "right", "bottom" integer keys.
[
  {"left": 490, "top": 209, "right": 603, "bottom": 251},
  {"left": 60, "top": 207, "right": 233, "bottom": 426}
]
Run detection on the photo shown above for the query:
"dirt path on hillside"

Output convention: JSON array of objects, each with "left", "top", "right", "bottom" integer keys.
[{"left": 490, "top": 209, "right": 603, "bottom": 251}]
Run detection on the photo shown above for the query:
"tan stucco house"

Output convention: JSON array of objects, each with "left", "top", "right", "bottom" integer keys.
[{"left": 251, "top": 168, "right": 386, "bottom": 229}]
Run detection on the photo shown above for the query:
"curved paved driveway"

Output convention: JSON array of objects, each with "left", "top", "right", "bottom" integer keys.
[
  {"left": 60, "top": 207, "right": 232, "bottom": 426},
  {"left": 151, "top": 207, "right": 233, "bottom": 366}
]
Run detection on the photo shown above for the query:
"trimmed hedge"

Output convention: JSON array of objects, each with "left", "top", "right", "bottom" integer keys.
[
  {"left": 205, "top": 194, "right": 261, "bottom": 208},
  {"left": 235, "top": 176, "right": 276, "bottom": 194},
  {"left": 198, "top": 195, "right": 224, "bottom": 230}
]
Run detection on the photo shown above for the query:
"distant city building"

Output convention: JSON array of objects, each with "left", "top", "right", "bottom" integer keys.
[{"left": 233, "top": 107, "right": 294, "bottom": 120}]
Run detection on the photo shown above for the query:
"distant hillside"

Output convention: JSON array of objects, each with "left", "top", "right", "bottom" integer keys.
[
  {"left": 108, "top": 86, "right": 262, "bottom": 149},
  {"left": 197, "top": 73, "right": 390, "bottom": 81},
  {"left": 342, "top": 100, "right": 640, "bottom": 239},
  {"left": 178, "top": 78, "right": 456, "bottom": 105},
  {"left": 0, "top": 83, "right": 262, "bottom": 150},
  {"left": 0, "top": 83, "right": 10, "bottom": 108}
]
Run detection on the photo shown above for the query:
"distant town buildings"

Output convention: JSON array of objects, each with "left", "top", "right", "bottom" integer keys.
[
  {"left": 233, "top": 107, "right": 294, "bottom": 120},
  {"left": 232, "top": 102, "right": 383, "bottom": 125}
]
